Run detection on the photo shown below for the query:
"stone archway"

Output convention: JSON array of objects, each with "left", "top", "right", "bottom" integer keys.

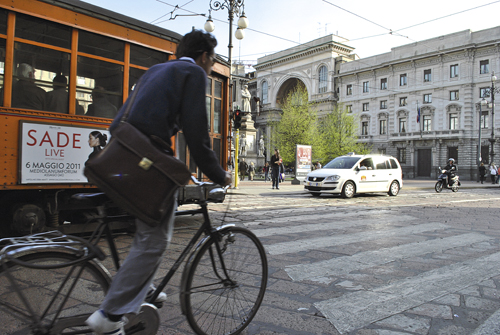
[{"left": 275, "top": 78, "right": 307, "bottom": 108}]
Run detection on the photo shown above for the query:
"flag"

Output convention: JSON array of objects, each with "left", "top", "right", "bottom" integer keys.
[{"left": 417, "top": 106, "right": 421, "bottom": 123}]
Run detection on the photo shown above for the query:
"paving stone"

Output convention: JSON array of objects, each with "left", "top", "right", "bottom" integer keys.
[
  {"left": 374, "top": 314, "right": 431, "bottom": 335},
  {"left": 458, "top": 286, "right": 481, "bottom": 297},
  {"left": 436, "top": 324, "right": 471, "bottom": 335},
  {"left": 375, "top": 330, "right": 413, "bottom": 335},
  {"left": 464, "top": 296, "right": 500, "bottom": 310},
  {"left": 408, "top": 303, "right": 453, "bottom": 319},
  {"left": 482, "top": 287, "right": 500, "bottom": 299},
  {"left": 434, "top": 294, "right": 461, "bottom": 307},
  {"left": 479, "top": 279, "right": 497, "bottom": 288}
]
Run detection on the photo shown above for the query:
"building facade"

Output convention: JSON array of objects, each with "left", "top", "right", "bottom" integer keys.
[
  {"left": 253, "top": 35, "right": 356, "bottom": 161},
  {"left": 252, "top": 26, "right": 500, "bottom": 180},
  {"left": 338, "top": 27, "right": 500, "bottom": 180}
]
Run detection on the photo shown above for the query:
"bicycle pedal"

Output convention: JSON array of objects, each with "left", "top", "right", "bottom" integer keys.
[{"left": 125, "top": 303, "right": 159, "bottom": 335}]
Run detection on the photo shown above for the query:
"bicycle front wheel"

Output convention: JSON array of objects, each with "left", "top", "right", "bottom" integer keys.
[
  {"left": 182, "top": 226, "right": 268, "bottom": 335},
  {"left": 0, "top": 251, "right": 111, "bottom": 334}
]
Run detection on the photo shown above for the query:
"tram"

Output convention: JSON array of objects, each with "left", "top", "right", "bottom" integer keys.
[{"left": 0, "top": 0, "right": 231, "bottom": 234}]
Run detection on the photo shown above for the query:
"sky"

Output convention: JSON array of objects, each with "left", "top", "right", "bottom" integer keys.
[{"left": 82, "top": 0, "right": 500, "bottom": 72}]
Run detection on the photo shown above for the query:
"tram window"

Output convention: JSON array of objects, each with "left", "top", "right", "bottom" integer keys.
[
  {"left": 130, "top": 44, "right": 169, "bottom": 68},
  {"left": 206, "top": 78, "right": 212, "bottom": 95},
  {"left": 78, "top": 30, "right": 124, "bottom": 62},
  {"left": 12, "top": 42, "right": 70, "bottom": 111},
  {"left": 214, "top": 80, "right": 222, "bottom": 98},
  {"left": 0, "top": 8, "right": 7, "bottom": 35},
  {"left": 77, "top": 56, "right": 123, "bottom": 118},
  {"left": 206, "top": 96, "right": 211, "bottom": 131},
  {"left": 0, "top": 39, "right": 5, "bottom": 106},
  {"left": 214, "top": 98, "right": 221, "bottom": 134},
  {"left": 129, "top": 67, "right": 146, "bottom": 91},
  {"left": 15, "top": 13, "right": 71, "bottom": 49}
]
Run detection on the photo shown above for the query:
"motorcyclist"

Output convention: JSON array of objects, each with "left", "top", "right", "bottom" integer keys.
[{"left": 444, "top": 158, "right": 457, "bottom": 186}]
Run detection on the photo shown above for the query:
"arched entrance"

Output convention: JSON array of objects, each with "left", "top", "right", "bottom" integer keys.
[{"left": 276, "top": 78, "right": 307, "bottom": 107}]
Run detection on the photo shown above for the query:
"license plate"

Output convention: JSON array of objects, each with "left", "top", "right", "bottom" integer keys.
[{"left": 309, "top": 182, "right": 320, "bottom": 187}]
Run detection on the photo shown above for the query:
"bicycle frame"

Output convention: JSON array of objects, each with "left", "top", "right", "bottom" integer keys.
[{"left": 0, "top": 181, "right": 236, "bottom": 334}]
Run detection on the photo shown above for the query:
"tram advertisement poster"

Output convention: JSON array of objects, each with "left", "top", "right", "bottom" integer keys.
[
  {"left": 19, "top": 121, "right": 110, "bottom": 184},
  {"left": 295, "top": 144, "right": 312, "bottom": 181}
]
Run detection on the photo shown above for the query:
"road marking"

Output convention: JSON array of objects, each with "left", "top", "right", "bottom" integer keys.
[
  {"left": 252, "top": 214, "right": 415, "bottom": 237},
  {"left": 315, "top": 251, "right": 500, "bottom": 334},
  {"left": 285, "top": 232, "right": 493, "bottom": 283},
  {"left": 265, "top": 222, "right": 449, "bottom": 255}
]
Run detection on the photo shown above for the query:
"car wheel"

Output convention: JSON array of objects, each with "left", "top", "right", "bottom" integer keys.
[
  {"left": 341, "top": 181, "right": 355, "bottom": 199},
  {"left": 388, "top": 181, "right": 400, "bottom": 196}
]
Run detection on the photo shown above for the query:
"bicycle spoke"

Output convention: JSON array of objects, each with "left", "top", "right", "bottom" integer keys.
[{"left": 183, "top": 227, "right": 268, "bottom": 335}]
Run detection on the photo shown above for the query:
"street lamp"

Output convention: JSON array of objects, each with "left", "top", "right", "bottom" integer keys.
[
  {"left": 204, "top": 0, "right": 249, "bottom": 77},
  {"left": 485, "top": 72, "right": 500, "bottom": 166},
  {"left": 477, "top": 98, "right": 487, "bottom": 181},
  {"left": 204, "top": 0, "right": 249, "bottom": 189}
]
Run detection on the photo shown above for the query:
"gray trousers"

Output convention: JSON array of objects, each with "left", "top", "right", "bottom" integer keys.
[{"left": 100, "top": 196, "right": 176, "bottom": 315}]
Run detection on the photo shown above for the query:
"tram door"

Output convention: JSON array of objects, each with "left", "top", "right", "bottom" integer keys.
[{"left": 417, "top": 149, "right": 432, "bottom": 177}]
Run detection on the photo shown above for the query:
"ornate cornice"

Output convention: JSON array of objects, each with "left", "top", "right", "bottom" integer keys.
[{"left": 254, "top": 42, "right": 351, "bottom": 70}]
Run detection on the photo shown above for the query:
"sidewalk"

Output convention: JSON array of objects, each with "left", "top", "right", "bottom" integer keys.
[{"left": 227, "top": 178, "right": 500, "bottom": 196}]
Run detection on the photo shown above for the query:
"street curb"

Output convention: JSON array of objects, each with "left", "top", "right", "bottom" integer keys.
[{"left": 227, "top": 180, "right": 500, "bottom": 196}]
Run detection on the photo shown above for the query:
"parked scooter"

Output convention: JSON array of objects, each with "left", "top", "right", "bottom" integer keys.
[{"left": 435, "top": 167, "right": 460, "bottom": 193}]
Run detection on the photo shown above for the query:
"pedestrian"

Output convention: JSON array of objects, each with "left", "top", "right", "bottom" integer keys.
[
  {"left": 248, "top": 162, "right": 255, "bottom": 181},
  {"left": 85, "top": 30, "right": 231, "bottom": 335},
  {"left": 264, "top": 162, "right": 270, "bottom": 182},
  {"left": 490, "top": 163, "right": 497, "bottom": 184},
  {"left": 271, "top": 148, "right": 281, "bottom": 190},
  {"left": 479, "top": 162, "right": 486, "bottom": 184},
  {"left": 238, "top": 158, "right": 248, "bottom": 181}
]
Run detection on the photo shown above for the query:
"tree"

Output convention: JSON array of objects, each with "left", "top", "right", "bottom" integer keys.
[
  {"left": 313, "top": 104, "right": 371, "bottom": 164},
  {"left": 269, "top": 83, "right": 316, "bottom": 164}
]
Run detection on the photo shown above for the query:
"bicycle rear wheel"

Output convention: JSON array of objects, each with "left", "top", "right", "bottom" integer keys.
[
  {"left": 181, "top": 226, "right": 268, "bottom": 335},
  {"left": 0, "top": 251, "right": 111, "bottom": 334}
]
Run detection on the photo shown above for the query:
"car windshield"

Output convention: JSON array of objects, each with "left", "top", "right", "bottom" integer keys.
[{"left": 323, "top": 156, "right": 360, "bottom": 169}]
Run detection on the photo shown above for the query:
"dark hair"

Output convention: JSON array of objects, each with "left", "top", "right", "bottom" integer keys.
[
  {"left": 175, "top": 29, "right": 217, "bottom": 60},
  {"left": 53, "top": 74, "right": 67, "bottom": 85},
  {"left": 90, "top": 131, "right": 108, "bottom": 147}
]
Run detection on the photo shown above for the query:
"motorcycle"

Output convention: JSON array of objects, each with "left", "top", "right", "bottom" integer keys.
[{"left": 435, "top": 167, "right": 460, "bottom": 193}]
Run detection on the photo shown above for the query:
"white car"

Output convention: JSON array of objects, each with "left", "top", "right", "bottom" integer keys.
[{"left": 304, "top": 153, "right": 403, "bottom": 198}]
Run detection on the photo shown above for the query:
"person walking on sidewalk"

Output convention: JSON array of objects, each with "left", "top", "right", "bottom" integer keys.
[
  {"left": 248, "top": 162, "right": 255, "bottom": 181},
  {"left": 271, "top": 148, "right": 282, "bottom": 190},
  {"left": 479, "top": 162, "right": 486, "bottom": 184},
  {"left": 263, "top": 162, "right": 270, "bottom": 182},
  {"left": 490, "top": 163, "right": 497, "bottom": 184},
  {"left": 238, "top": 158, "right": 248, "bottom": 181}
]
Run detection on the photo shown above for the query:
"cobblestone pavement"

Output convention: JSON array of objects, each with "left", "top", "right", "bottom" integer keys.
[
  {"left": 104, "top": 180, "right": 497, "bottom": 335},
  {"left": 7, "top": 180, "right": 500, "bottom": 335}
]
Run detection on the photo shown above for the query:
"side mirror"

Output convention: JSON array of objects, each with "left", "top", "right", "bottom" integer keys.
[{"left": 359, "top": 166, "right": 367, "bottom": 170}]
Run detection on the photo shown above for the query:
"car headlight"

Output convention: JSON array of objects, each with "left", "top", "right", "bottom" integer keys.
[{"left": 324, "top": 175, "right": 341, "bottom": 182}]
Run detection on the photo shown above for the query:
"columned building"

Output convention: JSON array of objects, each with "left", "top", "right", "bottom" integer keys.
[
  {"left": 253, "top": 35, "right": 357, "bottom": 161},
  {"left": 338, "top": 27, "right": 500, "bottom": 180},
  {"left": 252, "top": 27, "right": 500, "bottom": 180}
]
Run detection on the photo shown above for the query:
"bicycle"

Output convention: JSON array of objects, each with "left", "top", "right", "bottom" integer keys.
[{"left": 0, "top": 177, "right": 268, "bottom": 335}]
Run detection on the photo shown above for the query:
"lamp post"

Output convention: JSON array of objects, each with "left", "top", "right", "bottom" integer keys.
[
  {"left": 477, "top": 98, "right": 487, "bottom": 181},
  {"left": 204, "top": 0, "right": 249, "bottom": 188},
  {"left": 485, "top": 72, "right": 500, "bottom": 166}
]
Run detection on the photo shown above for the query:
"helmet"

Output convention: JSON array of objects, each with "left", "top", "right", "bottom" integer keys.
[{"left": 448, "top": 158, "right": 455, "bottom": 163}]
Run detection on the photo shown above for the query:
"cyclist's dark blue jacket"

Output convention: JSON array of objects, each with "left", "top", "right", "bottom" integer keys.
[{"left": 110, "top": 58, "right": 226, "bottom": 185}]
